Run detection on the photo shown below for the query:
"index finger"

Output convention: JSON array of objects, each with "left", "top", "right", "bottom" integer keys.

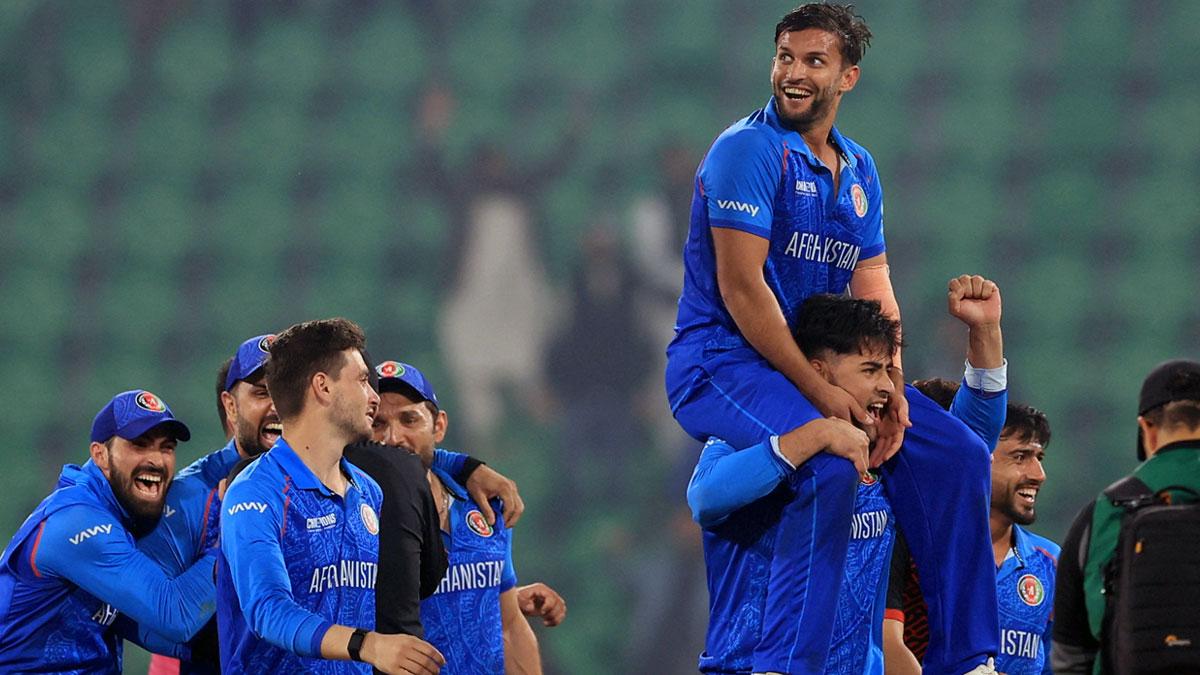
[{"left": 502, "top": 484, "right": 525, "bottom": 527}]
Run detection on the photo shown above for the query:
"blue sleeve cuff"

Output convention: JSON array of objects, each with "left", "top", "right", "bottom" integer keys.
[
  {"left": 305, "top": 619, "right": 335, "bottom": 658},
  {"left": 767, "top": 435, "right": 796, "bottom": 474},
  {"left": 709, "top": 218, "right": 771, "bottom": 239},
  {"left": 859, "top": 242, "right": 886, "bottom": 260}
]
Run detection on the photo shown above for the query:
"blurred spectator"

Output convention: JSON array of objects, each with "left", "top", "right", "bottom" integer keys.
[
  {"left": 545, "top": 223, "right": 654, "bottom": 506},
  {"left": 418, "top": 85, "right": 567, "bottom": 450}
]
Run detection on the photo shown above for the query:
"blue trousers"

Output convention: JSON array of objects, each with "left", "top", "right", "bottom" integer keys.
[{"left": 671, "top": 346, "right": 998, "bottom": 674}]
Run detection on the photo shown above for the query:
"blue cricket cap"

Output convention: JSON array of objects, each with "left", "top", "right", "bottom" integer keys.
[
  {"left": 90, "top": 390, "right": 192, "bottom": 443},
  {"left": 374, "top": 360, "right": 439, "bottom": 407},
  {"left": 224, "top": 334, "right": 275, "bottom": 392}
]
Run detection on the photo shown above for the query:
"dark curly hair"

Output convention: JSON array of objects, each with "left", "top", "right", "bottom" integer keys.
[
  {"left": 793, "top": 294, "right": 900, "bottom": 360},
  {"left": 775, "top": 3, "right": 873, "bottom": 66}
]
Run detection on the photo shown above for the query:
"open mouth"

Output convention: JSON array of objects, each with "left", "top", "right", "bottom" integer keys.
[
  {"left": 1016, "top": 486, "right": 1038, "bottom": 506},
  {"left": 260, "top": 422, "right": 282, "bottom": 446},
  {"left": 782, "top": 86, "right": 813, "bottom": 101},
  {"left": 133, "top": 471, "right": 165, "bottom": 499},
  {"left": 866, "top": 402, "right": 885, "bottom": 424}
]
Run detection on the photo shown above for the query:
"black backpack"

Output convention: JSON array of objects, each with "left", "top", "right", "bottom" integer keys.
[{"left": 1101, "top": 477, "right": 1200, "bottom": 674}]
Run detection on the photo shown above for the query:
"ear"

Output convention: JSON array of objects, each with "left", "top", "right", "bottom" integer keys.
[
  {"left": 221, "top": 390, "right": 238, "bottom": 425},
  {"left": 310, "top": 371, "right": 333, "bottom": 407},
  {"left": 433, "top": 410, "right": 449, "bottom": 444},
  {"left": 810, "top": 357, "right": 834, "bottom": 383},
  {"left": 838, "top": 64, "right": 860, "bottom": 94},
  {"left": 90, "top": 442, "right": 112, "bottom": 477},
  {"left": 1137, "top": 415, "right": 1157, "bottom": 456}
]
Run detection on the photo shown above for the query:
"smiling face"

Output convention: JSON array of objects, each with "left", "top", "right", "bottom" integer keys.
[
  {"left": 224, "top": 372, "right": 281, "bottom": 458},
  {"left": 811, "top": 343, "right": 894, "bottom": 425},
  {"left": 371, "top": 391, "right": 447, "bottom": 469},
  {"left": 771, "top": 28, "right": 860, "bottom": 133},
  {"left": 91, "top": 428, "right": 178, "bottom": 534},
  {"left": 991, "top": 433, "right": 1047, "bottom": 526}
]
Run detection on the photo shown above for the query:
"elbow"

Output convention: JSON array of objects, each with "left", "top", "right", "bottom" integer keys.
[{"left": 686, "top": 481, "right": 723, "bottom": 528}]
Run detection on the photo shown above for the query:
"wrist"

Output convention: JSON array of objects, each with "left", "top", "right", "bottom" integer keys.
[{"left": 356, "top": 631, "right": 376, "bottom": 664}]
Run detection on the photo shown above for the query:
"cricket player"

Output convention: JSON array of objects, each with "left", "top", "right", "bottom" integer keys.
[
  {"left": 218, "top": 318, "right": 444, "bottom": 673},
  {"left": 0, "top": 390, "right": 217, "bottom": 672},
  {"left": 666, "top": 5, "right": 998, "bottom": 671},
  {"left": 370, "top": 360, "right": 565, "bottom": 674},
  {"left": 691, "top": 276, "right": 1006, "bottom": 674}
]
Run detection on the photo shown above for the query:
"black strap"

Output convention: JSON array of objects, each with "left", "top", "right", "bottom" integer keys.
[
  {"left": 457, "top": 456, "right": 486, "bottom": 484},
  {"left": 347, "top": 628, "right": 368, "bottom": 662},
  {"left": 1103, "top": 475, "right": 1156, "bottom": 511}
]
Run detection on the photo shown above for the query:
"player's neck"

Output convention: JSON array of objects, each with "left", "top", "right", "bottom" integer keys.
[
  {"left": 989, "top": 511, "right": 1014, "bottom": 567},
  {"left": 281, "top": 419, "right": 351, "bottom": 495},
  {"left": 427, "top": 470, "right": 451, "bottom": 532}
]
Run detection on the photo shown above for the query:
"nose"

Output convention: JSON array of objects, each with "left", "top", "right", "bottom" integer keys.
[
  {"left": 367, "top": 386, "right": 380, "bottom": 407},
  {"left": 878, "top": 371, "right": 896, "bottom": 395},
  {"left": 1028, "top": 457, "right": 1047, "bottom": 483}
]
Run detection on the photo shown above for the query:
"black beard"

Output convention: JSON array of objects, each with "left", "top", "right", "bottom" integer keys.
[
  {"left": 995, "top": 495, "right": 1037, "bottom": 526},
  {"left": 109, "top": 471, "right": 167, "bottom": 537},
  {"left": 778, "top": 85, "right": 838, "bottom": 133}
]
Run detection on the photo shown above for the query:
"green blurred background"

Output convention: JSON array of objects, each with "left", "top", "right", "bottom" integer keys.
[{"left": 1, "top": 1, "right": 1197, "bottom": 672}]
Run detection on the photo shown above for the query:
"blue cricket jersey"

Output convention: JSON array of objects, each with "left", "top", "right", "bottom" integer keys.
[
  {"left": 827, "top": 475, "right": 894, "bottom": 675},
  {"left": 996, "top": 526, "right": 1058, "bottom": 675},
  {"left": 695, "top": 384, "right": 1002, "bottom": 674},
  {"left": 667, "top": 96, "right": 885, "bottom": 411},
  {"left": 217, "top": 438, "right": 382, "bottom": 674},
  {"left": 140, "top": 440, "right": 239, "bottom": 574},
  {"left": 0, "top": 461, "right": 217, "bottom": 672},
  {"left": 421, "top": 467, "right": 516, "bottom": 675}
]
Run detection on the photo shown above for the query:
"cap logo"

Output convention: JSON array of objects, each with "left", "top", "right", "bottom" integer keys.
[
  {"left": 136, "top": 391, "right": 166, "bottom": 413},
  {"left": 360, "top": 503, "right": 379, "bottom": 535},
  {"left": 376, "top": 361, "right": 405, "bottom": 378},
  {"left": 1017, "top": 573, "right": 1045, "bottom": 606},
  {"left": 851, "top": 184, "right": 868, "bottom": 218},
  {"left": 258, "top": 335, "right": 276, "bottom": 352},
  {"left": 466, "top": 510, "right": 494, "bottom": 538}
]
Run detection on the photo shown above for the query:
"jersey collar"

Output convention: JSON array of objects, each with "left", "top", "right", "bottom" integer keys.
[
  {"left": 763, "top": 97, "right": 858, "bottom": 170},
  {"left": 271, "top": 437, "right": 362, "bottom": 496},
  {"left": 431, "top": 464, "right": 470, "bottom": 502}
]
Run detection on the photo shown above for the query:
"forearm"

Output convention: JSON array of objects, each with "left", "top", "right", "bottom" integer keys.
[
  {"left": 966, "top": 323, "right": 1003, "bottom": 369},
  {"left": 882, "top": 620, "right": 921, "bottom": 675},
  {"left": 723, "top": 280, "right": 826, "bottom": 395},
  {"left": 688, "top": 438, "right": 793, "bottom": 526},
  {"left": 850, "top": 260, "right": 903, "bottom": 368},
  {"left": 503, "top": 594, "right": 543, "bottom": 675}
]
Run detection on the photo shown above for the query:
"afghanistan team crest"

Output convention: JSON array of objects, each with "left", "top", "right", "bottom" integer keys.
[
  {"left": 466, "top": 510, "right": 494, "bottom": 538},
  {"left": 136, "top": 391, "right": 166, "bottom": 412},
  {"left": 360, "top": 503, "right": 379, "bottom": 535},
  {"left": 258, "top": 334, "right": 276, "bottom": 352},
  {"left": 1018, "top": 574, "right": 1045, "bottom": 606},
  {"left": 376, "top": 361, "right": 405, "bottom": 378},
  {"left": 860, "top": 470, "right": 879, "bottom": 486},
  {"left": 851, "top": 184, "right": 868, "bottom": 218}
]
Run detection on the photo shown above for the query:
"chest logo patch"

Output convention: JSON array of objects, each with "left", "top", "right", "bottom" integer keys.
[
  {"left": 360, "top": 503, "right": 379, "bottom": 535},
  {"left": 851, "top": 184, "right": 868, "bottom": 218},
  {"left": 1017, "top": 573, "right": 1045, "bottom": 606},
  {"left": 860, "top": 470, "right": 878, "bottom": 486},
  {"left": 466, "top": 510, "right": 494, "bottom": 538},
  {"left": 136, "top": 391, "right": 166, "bottom": 412}
]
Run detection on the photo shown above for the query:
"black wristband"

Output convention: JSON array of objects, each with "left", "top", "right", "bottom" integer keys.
[
  {"left": 457, "top": 456, "right": 486, "bottom": 483},
  {"left": 347, "top": 628, "right": 368, "bottom": 662}
]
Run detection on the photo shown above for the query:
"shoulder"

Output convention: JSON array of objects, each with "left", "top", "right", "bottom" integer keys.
[
  {"left": 39, "top": 503, "right": 131, "bottom": 562},
  {"left": 346, "top": 461, "right": 384, "bottom": 503},
  {"left": 223, "top": 460, "right": 283, "bottom": 510},
  {"left": 703, "top": 119, "right": 785, "bottom": 170},
  {"left": 1019, "top": 526, "right": 1061, "bottom": 562}
]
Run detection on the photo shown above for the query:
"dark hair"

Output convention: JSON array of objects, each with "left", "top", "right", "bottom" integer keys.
[
  {"left": 775, "top": 3, "right": 872, "bottom": 66},
  {"left": 912, "top": 378, "right": 960, "bottom": 411},
  {"left": 1143, "top": 400, "right": 1200, "bottom": 433},
  {"left": 265, "top": 318, "right": 367, "bottom": 420},
  {"left": 216, "top": 357, "right": 233, "bottom": 430},
  {"left": 793, "top": 294, "right": 900, "bottom": 360},
  {"left": 1001, "top": 403, "right": 1052, "bottom": 447}
]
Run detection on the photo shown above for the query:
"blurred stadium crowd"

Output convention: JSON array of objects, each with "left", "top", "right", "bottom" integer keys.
[{"left": 0, "top": 1, "right": 1197, "bottom": 672}]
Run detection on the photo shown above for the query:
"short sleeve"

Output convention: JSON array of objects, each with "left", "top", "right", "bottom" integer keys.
[
  {"left": 885, "top": 529, "right": 910, "bottom": 617},
  {"left": 500, "top": 529, "right": 517, "bottom": 593},
  {"left": 857, "top": 153, "right": 886, "bottom": 259},
  {"left": 698, "top": 127, "right": 782, "bottom": 237}
]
